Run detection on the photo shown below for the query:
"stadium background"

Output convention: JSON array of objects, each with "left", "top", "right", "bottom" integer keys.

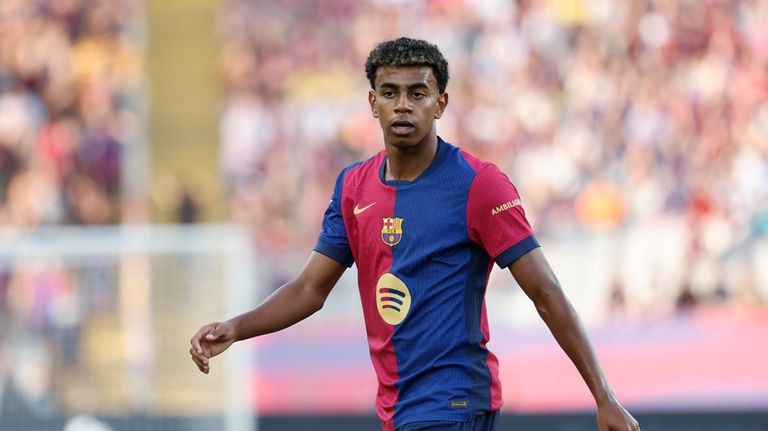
[{"left": 1, "top": 0, "right": 767, "bottom": 430}]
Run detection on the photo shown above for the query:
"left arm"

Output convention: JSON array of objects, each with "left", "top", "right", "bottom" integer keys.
[{"left": 509, "top": 248, "right": 640, "bottom": 431}]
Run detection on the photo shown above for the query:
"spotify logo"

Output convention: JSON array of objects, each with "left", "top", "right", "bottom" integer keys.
[{"left": 376, "top": 273, "right": 411, "bottom": 325}]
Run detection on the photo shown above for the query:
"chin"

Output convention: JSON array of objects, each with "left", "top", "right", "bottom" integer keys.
[
  {"left": 388, "top": 134, "right": 425, "bottom": 149},
  {"left": 390, "top": 139, "right": 418, "bottom": 149}
]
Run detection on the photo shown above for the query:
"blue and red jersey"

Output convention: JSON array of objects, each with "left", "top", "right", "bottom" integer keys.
[{"left": 315, "top": 137, "right": 539, "bottom": 430}]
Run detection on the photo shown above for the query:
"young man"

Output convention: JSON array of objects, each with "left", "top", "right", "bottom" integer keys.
[{"left": 190, "top": 37, "right": 640, "bottom": 431}]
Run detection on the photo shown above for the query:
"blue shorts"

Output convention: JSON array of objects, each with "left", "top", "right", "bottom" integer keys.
[{"left": 397, "top": 411, "right": 499, "bottom": 431}]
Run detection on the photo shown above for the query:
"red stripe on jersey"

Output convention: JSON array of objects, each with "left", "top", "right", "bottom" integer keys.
[
  {"left": 464, "top": 150, "right": 507, "bottom": 409},
  {"left": 341, "top": 152, "right": 400, "bottom": 428},
  {"left": 460, "top": 149, "right": 489, "bottom": 174},
  {"left": 481, "top": 287, "right": 503, "bottom": 410},
  {"left": 479, "top": 256, "right": 503, "bottom": 410}
]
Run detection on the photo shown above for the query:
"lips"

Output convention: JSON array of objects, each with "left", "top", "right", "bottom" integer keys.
[{"left": 391, "top": 120, "right": 415, "bottom": 135}]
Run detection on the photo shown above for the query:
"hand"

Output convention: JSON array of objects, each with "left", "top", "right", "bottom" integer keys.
[
  {"left": 597, "top": 399, "right": 640, "bottom": 431},
  {"left": 189, "top": 321, "right": 236, "bottom": 374}
]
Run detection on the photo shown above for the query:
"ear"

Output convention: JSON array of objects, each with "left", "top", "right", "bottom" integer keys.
[
  {"left": 434, "top": 92, "right": 449, "bottom": 119},
  {"left": 368, "top": 90, "right": 378, "bottom": 118}
]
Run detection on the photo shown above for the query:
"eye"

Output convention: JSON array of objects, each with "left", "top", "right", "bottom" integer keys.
[
  {"left": 382, "top": 90, "right": 395, "bottom": 98},
  {"left": 412, "top": 92, "right": 425, "bottom": 99}
]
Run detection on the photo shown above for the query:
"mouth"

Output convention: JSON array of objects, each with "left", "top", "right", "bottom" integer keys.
[{"left": 391, "top": 120, "right": 415, "bottom": 136}]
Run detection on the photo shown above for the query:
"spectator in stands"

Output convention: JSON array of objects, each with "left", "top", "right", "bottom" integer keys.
[{"left": 218, "top": 0, "right": 768, "bottom": 313}]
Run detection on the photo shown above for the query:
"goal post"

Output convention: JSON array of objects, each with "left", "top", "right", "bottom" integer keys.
[{"left": 0, "top": 224, "right": 257, "bottom": 431}]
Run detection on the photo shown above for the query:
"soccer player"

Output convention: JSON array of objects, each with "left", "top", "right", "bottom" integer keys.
[{"left": 190, "top": 37, "right": 640, "bottom": 431}]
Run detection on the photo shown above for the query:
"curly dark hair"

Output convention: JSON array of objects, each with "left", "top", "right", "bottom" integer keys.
[{"left": 365, "top": 37, "right": 450, "bottom": 94}]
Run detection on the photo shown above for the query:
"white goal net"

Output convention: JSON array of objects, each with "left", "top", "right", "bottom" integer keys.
[{"left": 0, "top": 224, "right": 256, "bottom": 431}]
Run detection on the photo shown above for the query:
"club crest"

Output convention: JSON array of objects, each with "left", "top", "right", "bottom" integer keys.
[{"left": 381, "top": 217, "right": 403, "bottom": 246}]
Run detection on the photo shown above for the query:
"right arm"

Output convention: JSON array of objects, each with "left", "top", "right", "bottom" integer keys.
[{"left": 189, "top": 251, "right": 347, "bottom": 373}]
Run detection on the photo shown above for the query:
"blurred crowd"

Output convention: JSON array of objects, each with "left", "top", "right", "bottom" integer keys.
[
  {"left": 0, "top": 0, "right": 141, "bottom": 226},
  {"left": 0, "top": 0, "right": 140, "bottom": 421},
  {"left": 219, "top": 0, "right": 768, "bottom": 313}
]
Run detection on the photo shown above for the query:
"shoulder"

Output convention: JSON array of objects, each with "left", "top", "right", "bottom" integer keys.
[
  {"left": 460, "top": 150, "right": 522, "bottom": 211},
  {"left": 458, "top": 148, "right": 513, "bottom": 188},
  {"left": 430, "top": 139, "right": 493, "bottom": 188},
  {"left": 457, "top": 148, "right": 493, "bottom": 174},
  {"left": 339, "top": 150, "right": 386, "bottom": 181},
  {"left": 336, "top": 150, "right": 385, "bottom": 186},
  {"left": 424, "top": 139, "right": 511, "bottom": 191}
]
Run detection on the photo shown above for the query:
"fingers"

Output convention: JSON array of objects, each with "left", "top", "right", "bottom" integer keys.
[
  {"left": 201, "top": 337, "right": 212, "bottom": 359},
  {"left": 190, "top": 334, "right": 203, "bottom": 357},
  {"left": 623, "top": 412, "right": 640, "bottom": 431},
  {"left": 608, "top": 420, "right": 640, "bottom": 431},
  {"left": 599, "top": 417, "right": 639, "bottom": 431},
  {"left": 190, "top": 323, "right": 221, "bottom": 374},
  {"left": 202, "top": 322, "right": 231, "bottom": 358},
  {"left": 189, "top": 346, "right": 210, "bottom": 374},
  {"left": 201, "top": 324, "right": 224, "bottom": 358},
  {"left": 190, "top": 324, "right": 212, "bottom": 357},
  {"left": 607, "top": 422, "right": 639, "bottom": 431}
]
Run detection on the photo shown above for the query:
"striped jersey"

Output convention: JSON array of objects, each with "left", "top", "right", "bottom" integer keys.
[{"left": 314, "top": 137, "right": 539, "bottom": 430}]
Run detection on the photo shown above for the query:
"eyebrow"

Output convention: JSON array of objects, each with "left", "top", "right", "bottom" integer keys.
[{"left": 378, "top": 82, "right": 430, "bottom": 91}]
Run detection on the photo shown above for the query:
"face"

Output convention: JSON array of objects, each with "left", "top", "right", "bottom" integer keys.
[{"left": 368, "top": 66, "right": 448, "bottom": 149}]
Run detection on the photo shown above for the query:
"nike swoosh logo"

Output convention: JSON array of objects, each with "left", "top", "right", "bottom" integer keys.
[{"left": 353, "top": 202, "right": 376, "bottom": 215}]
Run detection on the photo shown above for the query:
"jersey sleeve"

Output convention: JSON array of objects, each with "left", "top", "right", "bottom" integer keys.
[
  {"left": 314, "top": 169, "right": 354, "bottom": 267},
  {"left": 467, "top": 164, "right": 540, "bottom": 268}
]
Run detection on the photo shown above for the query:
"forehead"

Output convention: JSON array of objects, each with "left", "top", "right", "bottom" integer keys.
[{"left": 374, "top": 66, "right": 436, "bottom": 88}]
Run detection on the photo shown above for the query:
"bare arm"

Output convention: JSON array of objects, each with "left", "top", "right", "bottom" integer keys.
[
  {"left": 189, "top": 252, "right": 347, "bottom": 373},
  {"left": 229, "top": 251, "right": 347, "bottom": 339},
  {"left": 509, "top": 248, "right": 639, "bottom": 431}
]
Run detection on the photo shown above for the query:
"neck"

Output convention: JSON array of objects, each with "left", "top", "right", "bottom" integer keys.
[{"left": 384, "top": 133, "right": 439, "bottom": 181}]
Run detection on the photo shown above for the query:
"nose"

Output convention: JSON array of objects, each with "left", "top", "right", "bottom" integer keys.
[{"left": 394, "top": 93, "right": 412, "bottom": 113}]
